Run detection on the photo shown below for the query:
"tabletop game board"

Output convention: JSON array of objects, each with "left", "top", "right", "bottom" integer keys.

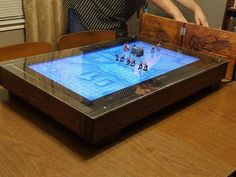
[{"left": 28, "top": 41, "right": 199, "bottom": 101}]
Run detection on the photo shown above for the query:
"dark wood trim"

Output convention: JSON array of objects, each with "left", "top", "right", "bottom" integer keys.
[{"left": 1, "top": 62, "right": 227, "bottom": 143}]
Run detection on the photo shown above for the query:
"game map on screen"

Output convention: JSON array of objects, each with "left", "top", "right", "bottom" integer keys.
[{"left": 28, "top": 41, "right": 199, "bottom": 101}]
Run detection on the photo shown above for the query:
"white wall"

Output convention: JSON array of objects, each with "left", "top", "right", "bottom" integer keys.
[
  {"left": 195, "top": 0, "right": 227, "bottom": 28},
  {"left": 149, "top": 0, "right": 227, "bottom": 28}
]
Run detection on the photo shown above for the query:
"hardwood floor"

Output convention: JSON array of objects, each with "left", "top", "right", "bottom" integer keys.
[{"left": 0, "top": 83, "right": 235, "bottom": 177}]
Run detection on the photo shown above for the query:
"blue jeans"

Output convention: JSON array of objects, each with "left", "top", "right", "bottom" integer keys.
[{"left": 67, "top": 8, "right": 86, "bottom": 33}]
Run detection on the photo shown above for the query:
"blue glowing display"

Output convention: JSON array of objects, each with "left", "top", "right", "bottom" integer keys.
[{"left": 29, "top": 41, "right": 199, "bottom": 101}]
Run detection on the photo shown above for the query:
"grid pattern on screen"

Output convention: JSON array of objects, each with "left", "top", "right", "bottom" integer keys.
[{"left": 28, "top": 41, "right": 199, "bottom": 101}]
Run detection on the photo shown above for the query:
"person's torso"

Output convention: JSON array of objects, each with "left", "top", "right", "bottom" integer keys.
[{"left": 64, "top": 0, "right": 145, "bottom": 30}]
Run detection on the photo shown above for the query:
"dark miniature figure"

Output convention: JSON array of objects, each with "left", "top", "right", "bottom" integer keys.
[
  {"left": 120, "top": 54, "right": 125, "bottom": 62},
  {"left": 131, "top": 45, "right": 138, "bottom": 55},
  {"left": 126, "top": 57, "right": 131, "bottom": 65},
  {"left": 151, "top": 46, "right": 156, "bottom": 53},
  {"left": 143, "top": 63, "right": 148, "bottom": 71},
  {"left": 130, "top": 60, "right": 136, "bottom": 66},
  {"left": 138, "top": 62, "right": 143, "bottom": 69},
  {"left": 136, "top": 47, "right": 144, "bottom": 57},
  {"left": 116, "top": 54, "right": 119, "bottom": 61}
]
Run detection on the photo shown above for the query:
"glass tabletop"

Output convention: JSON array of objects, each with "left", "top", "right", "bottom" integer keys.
[{"left": 1, "top": 37, "right": 227, "bottom": 118}]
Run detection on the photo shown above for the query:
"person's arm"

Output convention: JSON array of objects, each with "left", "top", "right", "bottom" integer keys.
[
  {"left": 151, "top": 0, "right": 187, "bottom": 23},
  {"left": 175, "top": 0, "right": 208, "bottom": 26},
  {"left": 151, "top": 0, "right": 208, "bottom": 26}
]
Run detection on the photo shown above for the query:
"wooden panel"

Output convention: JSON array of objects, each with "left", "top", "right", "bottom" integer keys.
[
  {"left": 58, "top": 30, "right": 116, "bottom": 50},
  {"left": 1, "top": 69, "right": 88, "bottom": 139},
  {"left": 139, "top": 13, "right": 183, "bottom": 47},
  {"left": 182, "top": 23, "right": 236, "bottom": 80}
]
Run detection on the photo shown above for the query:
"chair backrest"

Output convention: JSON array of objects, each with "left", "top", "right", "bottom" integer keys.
[
  {"left": 0, "top": 42, "right": 53, "bottom": 84},
  {"left": 0, "top": 42, "right": 53, "bottom": 62},
  {"left": 58, "top": 30, "right": 116, "bottom": 50}
]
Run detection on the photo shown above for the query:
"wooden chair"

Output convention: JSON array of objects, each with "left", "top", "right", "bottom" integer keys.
[
  {"left": 0, "top": 42, "right": 53, "bottom": 62},
  {"left": 0, "top": 42, "right": 53, "bottom": 84},
  {"left": 58, "top": 30, "right": 116, "bottom": 50}
]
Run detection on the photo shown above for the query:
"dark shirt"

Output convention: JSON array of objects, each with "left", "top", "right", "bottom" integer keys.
[{"left": 63, "top": 0, "right": 145, "bottom": 30}]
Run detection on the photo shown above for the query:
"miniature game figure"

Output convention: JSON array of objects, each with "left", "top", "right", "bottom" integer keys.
[
  {"left": 116, "top": 54, "right": 119, "bottom": 61},
  {"left": 120, "top": 54, "right": 125, "bottom": 62},
  {"left": 124, "top": 43, "right": 130, "bottom": 52},
  {"left": 151, "top": 46, "right": 156, "bottom": 53},
  {"left": 130, "top": 59, "right": 136, "bottom": 66},
  {"left": 126, "top": 57, "right": 131, "bottom": 65},
  {"left": 143, "top": 63, "right": 148, "bottom": 71},
  {"left": 136, "top": 47, "right": 144, "bottom": 57},
  {"left": 131, "top": 45, "right": 138, "bottom": 55},
  {"left": 138, "top": 62, "right": 143, "bottom": 69},
  {"left": 156, "top": 43, "right": 161, "bottom": 51}
]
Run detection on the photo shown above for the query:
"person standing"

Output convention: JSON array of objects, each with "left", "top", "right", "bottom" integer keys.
[{"left": 63, "top": 0, "right": 208, "bottom": 33}]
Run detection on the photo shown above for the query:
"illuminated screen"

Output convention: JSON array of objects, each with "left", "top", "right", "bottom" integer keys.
[{"left": 28, "top": 41, "right": 199, "bottom": 101}]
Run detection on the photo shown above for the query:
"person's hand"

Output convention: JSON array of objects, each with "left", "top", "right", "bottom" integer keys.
[
  {"left": 194, "top": 7, "right": 209, "bottom": 27},
  {"left": 174, "top": 15, "right": 188, "bottom": 23},
  {"left": 172, "top": 10, "right": 188, "bottom": 23}
]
